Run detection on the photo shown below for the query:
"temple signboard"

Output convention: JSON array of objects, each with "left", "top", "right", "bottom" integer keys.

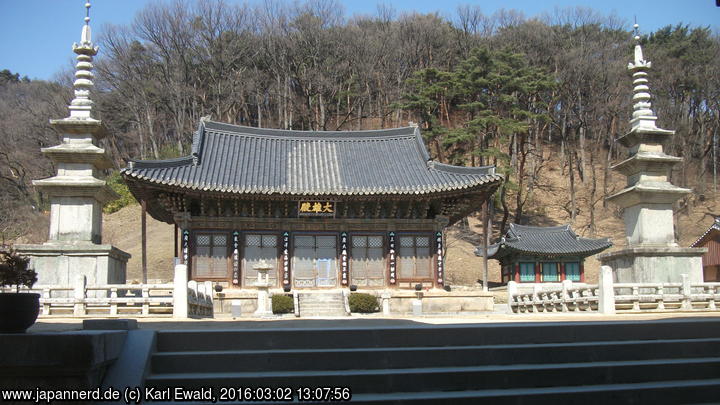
[{"left": 298, "top": 201, "right": 335, "bottom": 217}]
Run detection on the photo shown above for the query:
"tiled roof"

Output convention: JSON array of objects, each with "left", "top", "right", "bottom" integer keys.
[
  {"left": 121, "top": 120, "right": 502, "bottom": 196},
  {"left": 691, "top": 217, "right": 720, "bottom": 248},
  {"left": 477, "top": 224, "right": 612, "bottom": 259}
]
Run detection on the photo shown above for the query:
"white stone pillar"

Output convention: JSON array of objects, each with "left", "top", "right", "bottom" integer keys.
[
  {"left": 381, "top": 291, "right": 391, "bottom": 316},
  {"left": 173, "top": 264, "right": 188, "bottom": 319},
  {"left": 598, "top": 265, "right": 616, "bottom": 314},
  {"left": 681, "top": 273, "right": 692, "bottom": 310},
  {"left": 73, "top": 275, "right": 87, "bottom": 316},
  {"left": 507, "top": 281, "right": 518, "bottom": 314},
  {"left": 561, "top": 279, "right": 572, "bottom": 312}
]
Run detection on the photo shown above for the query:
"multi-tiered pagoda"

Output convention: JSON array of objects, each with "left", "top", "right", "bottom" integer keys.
[
  {"left": 17, "top": 2, "right": 129, "bottom": 286},
  {"left": 599, "top": 25, "right": 705, "bottom": 282}
]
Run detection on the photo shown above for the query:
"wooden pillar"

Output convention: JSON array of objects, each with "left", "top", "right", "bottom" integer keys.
[
  {"left": 514, "top": 262, "right": 520, "bottom": 283},
  {"left": 174, "top": 223, "right": 179, "bottom": 259},
  {"left": 482, "top": 200, "right": 492, "bottom": 292},
  {"left": 535, "top": 261, "right": 541, "bottom": 283},
  {"left": 559, "top": 262, "right": 566, "bottom": 281},
  {"left": 580, "top": 262, "right": 586, "bottom": 282},
  {"left": 141, "top": 199, "right": 148, "bottom": 284}
]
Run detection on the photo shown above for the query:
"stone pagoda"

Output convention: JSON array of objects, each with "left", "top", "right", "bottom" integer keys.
[
  {"left": 598, "top": 25, "right": 705, "bottom": 282},
  {"left": 16, "top": 2, "right": 129, "bottom": 286}
]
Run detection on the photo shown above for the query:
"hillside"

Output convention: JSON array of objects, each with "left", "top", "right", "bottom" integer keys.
[{"left": 103, "top": 147, "right": 718, "bottom": 285}]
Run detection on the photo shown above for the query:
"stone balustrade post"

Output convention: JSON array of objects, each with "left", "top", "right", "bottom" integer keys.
[
  {"left": 709, "top": 286, "right": 717, "bottom": 310},
  {"left": 42, "top": 287, "right": 51, "bottom": 315},
  {"left": 507, "top": 281, "right": 518, "bottom": 314},
  {"left": 73, "top": 275, "right": 87, "bottom": 316},
  {"left": 204, "top": 280, "right": 214, "bottom": 316},
  {"left": 173, "top": 264, "right": 188, "bottom": 319},
  {"left": 561, "top": 280, "right": 572, "bottom": 312},
  {"left": 598, "top": 265, "right": 615, "bottom": 314},
  {"left": 381, "top": 291, "right": 392, "bottom": 315},
  {"left": 532, "top": 284, "right": 541, "bottom": 312},
  {"left": 141, "top": 286, "right": 150, "bottom": 315},
  {"left": 293, "top": 291, "right": 300, "bottom": 317},
  {"left": 681, "top": 273, "right": 692, "bottom": 310},
  {"left": 110, "top": 287, "right": 118, "bottom": 316}
]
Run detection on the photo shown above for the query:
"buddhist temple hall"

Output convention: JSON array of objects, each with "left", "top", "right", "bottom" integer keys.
[{"left": 122, "top": 120, "right": 503, "bottom": 290}]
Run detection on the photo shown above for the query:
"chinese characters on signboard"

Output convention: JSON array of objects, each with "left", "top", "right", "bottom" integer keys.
[
  {"left": 182, "top": 230, "right": 189, "bottom": 264},
  {"left": 340, "top": 232, "right": 348, "bottom": 285},
  {"left": 388, "top": 232, "right": 396, "bottom": 284},
  {"left": 232, "top": 231, "right": 240, "bottom": 285},
  {"left": 282, "top": 232, "right": 290, "bottom": 287},
  {"left": 298, "top": 201, "right": 335, "bottom": 217},
  {"left": 436, "top": 231, "right": 444, "bottom": 285}
]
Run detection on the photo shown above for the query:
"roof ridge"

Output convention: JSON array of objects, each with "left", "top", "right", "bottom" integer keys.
[
  {"left": 429, "top": 161, "right": 496, "bottom": 175},
  {"left": 203, "top": 120, "right": 417, "bottom": 139},
  {"left": 126, "top": 155, "right": 194, "bottom": 169}
]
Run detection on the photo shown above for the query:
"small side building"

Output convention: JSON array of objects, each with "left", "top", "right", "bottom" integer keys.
[
  {"left": 477, "top": 224, "right": 612, "bottom": 284},
  {"left": 690, "top": 218, "right": 720, "bottom": 282}
]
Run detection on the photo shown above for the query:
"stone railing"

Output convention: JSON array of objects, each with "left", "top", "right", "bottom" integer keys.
[
  {"left": 508, "top": 266, "right": 720, "bottom": 314},
  {"left": 507, "top": 281, "right": 599, "bottom": 313},
  {"left": 1, "top": 264, "right": 213, "bottom": 318},
  {"left": 614, "top": 280, "right": 720, "bottom": 312}
]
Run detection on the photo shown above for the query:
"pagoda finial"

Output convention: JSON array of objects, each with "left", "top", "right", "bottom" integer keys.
[
  {"left": 626, "top": 22, "right": 659, "bottom": 131},
  {"left": 81, "top": 1, "right": 92, "bottom": 44},
  {"left": 67, "top": 1, "right": 99, "bottom": 120}
]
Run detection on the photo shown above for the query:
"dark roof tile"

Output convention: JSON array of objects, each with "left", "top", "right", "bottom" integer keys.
[
  {"left": 477, "top": 223, "right": 612, "bottom": 258},
  {"left": 122, "top": 121, "right": 502, "bottom": 196}
]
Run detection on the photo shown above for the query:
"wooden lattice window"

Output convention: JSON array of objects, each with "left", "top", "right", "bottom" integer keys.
[
  {"left": 397, "top": 235, "right": 431, "bottom": 280},
  {"left": 565, "top": 262, "right": 581, "bottom": 281},
  {"left": 542, "top": 262, "right": 559, "bottom": 282},
  {"left": 193, "top": 233, "right": 229, "bottom": 279},
  {"left": 519, "top": 262, "right": 535, "bottom": 282},
  {"left": 351, "top": 235, "right": 385, "bottom": 287},
  {"left": 243, "top": 234, "right": 279, "bottom": 286}
]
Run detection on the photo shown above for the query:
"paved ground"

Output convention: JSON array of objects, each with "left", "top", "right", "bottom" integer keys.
[{"left": 27, "top": 312, "right": 720, "bottom": 332}]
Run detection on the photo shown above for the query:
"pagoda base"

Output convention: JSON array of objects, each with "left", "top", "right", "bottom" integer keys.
[
  {"left": 14, "top": 243, "right": 130, "bottom": 289},
  {"left": 598, "top": 246, "right": 706, "bottom": 283}
]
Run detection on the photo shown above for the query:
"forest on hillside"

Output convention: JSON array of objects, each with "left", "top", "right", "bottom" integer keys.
[{"left": 1, "top": 0, "right": 719, "bottom": 244}]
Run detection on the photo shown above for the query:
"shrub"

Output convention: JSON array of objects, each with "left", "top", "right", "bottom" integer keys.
[
  {"left": 272, "top": 294, "right": 294, "bottom": 314},
  {"left": 103, "top": 171, "right": 137, "bottom": 214},
  {"left": 0, "top": 247, "right": 37, "bottom": 292},
  {"left": 349, "top": 293, "right": 379, "bottom": 313}
]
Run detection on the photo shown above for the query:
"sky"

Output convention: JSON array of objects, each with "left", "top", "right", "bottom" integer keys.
[{"left": 1, "top": 0, "right": 718, "bottom": 81}]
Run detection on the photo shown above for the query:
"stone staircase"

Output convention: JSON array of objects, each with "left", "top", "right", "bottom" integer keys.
[
  {"left": 143, "top": 318, "right": 720, "bottom": 404},
  {"left": 297, "top": 291, "right": 348, "bottom": 317}
]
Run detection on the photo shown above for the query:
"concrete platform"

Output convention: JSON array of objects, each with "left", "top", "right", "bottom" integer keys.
[{"left": 26, "top": 312, "right": 720, "bottom": 332}]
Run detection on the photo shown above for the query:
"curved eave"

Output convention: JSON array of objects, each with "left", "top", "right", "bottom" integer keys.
[
  {"left": 487, "top": 243, "right": 612, "bottom": 260},
  {"left": 121, "top": 167, "right": 503, "bottom": 197},
  {"left": 692, "top": 226, "right": 720, "bottom": 248}
]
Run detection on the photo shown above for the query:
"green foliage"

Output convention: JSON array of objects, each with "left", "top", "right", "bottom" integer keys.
[
  {"left": 0, "top": 247, "right": 37, "bottom": 292},
  {"left": 348, "top": 293, "right": 379, "bottom": 313},
  {"left": 0, "top": 69, "right": 28, "bottom": 86},
  {"left": 272, "top": 294, "right": 294, "bottom": 314},
  {"left": 103, "top": 171, "right": 137, "bottom": 214}
]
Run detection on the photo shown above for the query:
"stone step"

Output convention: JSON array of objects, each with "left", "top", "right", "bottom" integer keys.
[
  {"left": 150, "top": 337, "right": 720, "bottom": 374},
  {"left": 299, "top": 310, "right": 347, "bottom": 316},
  {"left": 297, "top": 293, "right": 347, "bottom": 317},
  {"left": 145, "top": 357, "right": 720, "bottom": 394},
  {"left": 146, "top": 378, "right": 720, "bottom": 405},
  {"left": 298, "top": 302, "right": 344, "bottom": 307},
  {"left": 154, "top": 319, "right": 720, "bottom": 352}
]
